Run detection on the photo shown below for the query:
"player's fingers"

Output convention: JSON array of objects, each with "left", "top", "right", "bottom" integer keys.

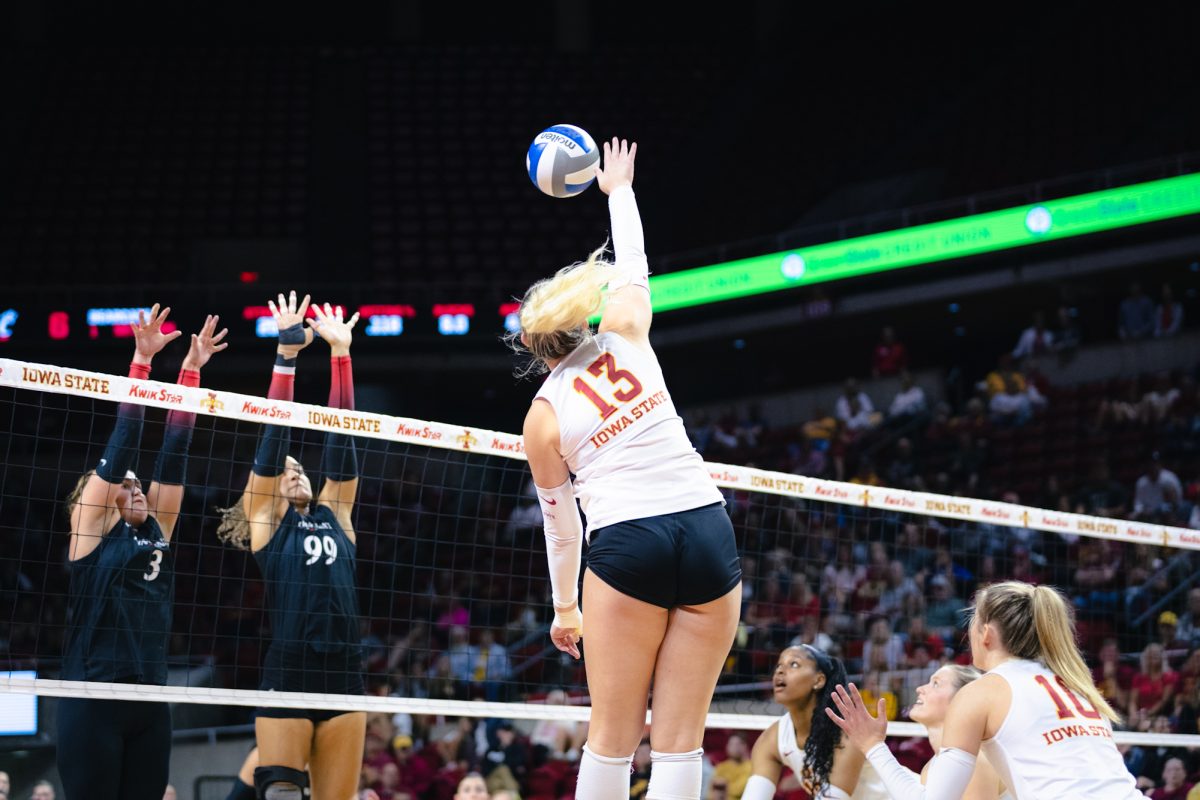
[
  {"left": 278, "top": 293, "right": 288, "bottom": 312},
  {"left": 268, "top": 300, "right": 280, "bottom": 320},
  {"left": 347, "top": 312, "right": 360, "bottom": 330},
  {"left": 165, "top": 329, "right": 183, "bottom": 342},
  {"left": 298, "top": 293, "right": 311, "bottom": 317},
  {"left": 629, "top": 141, "right": 637, "bottom": 161},
  {"left": 213, "top": 341, "right": 229, "bottom": 352},
  {"left": 212, "top": 328, "right": 229, "bottom": 343}
]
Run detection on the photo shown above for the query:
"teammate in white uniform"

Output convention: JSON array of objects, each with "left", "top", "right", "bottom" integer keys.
[
  {"left": 742, "top": 646, "right": 887, "bottom": 800},
  {"left": 827, "top": 580, "right": 1141, "bottom": 800},
  {"left": 518, "top": 138, "right": 742, "bottom": 800}
]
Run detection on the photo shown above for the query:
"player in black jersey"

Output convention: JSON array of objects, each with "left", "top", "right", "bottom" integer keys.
[
  {"left": 217, "top": 292, "right": 365, "bottom": 800},
  {"left": 58, "top": 307, "right": 227, "bottom": 800}
]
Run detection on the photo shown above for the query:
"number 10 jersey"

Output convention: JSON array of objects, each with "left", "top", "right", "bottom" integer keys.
[
  {"left": 981, "top": 658, "right": 1140, "bottom": 799},
  {"left": 534, "top": 331, "right": 722, "bottom": 537}
]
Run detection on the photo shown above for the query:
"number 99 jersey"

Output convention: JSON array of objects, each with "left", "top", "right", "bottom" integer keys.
[
  {"left": 255, "top": 505, "right": 361, "bottom": 660},
  {"left": 533, "top": 331, "right": 722, "bottom": 536},
  {"left": 981, "top": 658, "right": 1141, "bottom": 799}
]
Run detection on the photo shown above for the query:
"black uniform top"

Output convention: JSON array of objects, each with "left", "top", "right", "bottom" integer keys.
[
  {"left": 255, "top": 504, "right": 361, "bottom": 658},
  {"left": 62, "top": 515, "right": 173, "bottom": 684}
]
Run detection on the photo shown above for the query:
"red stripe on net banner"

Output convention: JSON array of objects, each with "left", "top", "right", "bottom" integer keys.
[{"left": 1, "top": 357, "right": 1195, "bottom": 551}]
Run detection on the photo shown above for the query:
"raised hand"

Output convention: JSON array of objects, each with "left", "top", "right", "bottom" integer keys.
[
  {"left": 182, "top": 314, "right": 229, "bottom": 370},
  {"left": 268, "top": 290, "right": 314, "bottom": 357},
  {"left": 131, "top": 303, "right": 183, "bottom": 363},
  {"left": 307, "top": 302, "right": 361, "bottom": 356},
  {"left": 825, "top": 683, "right": 889, "bottom": 753},
  {"left": 594, "top": 137, "right": 637, "bottom": 196}
]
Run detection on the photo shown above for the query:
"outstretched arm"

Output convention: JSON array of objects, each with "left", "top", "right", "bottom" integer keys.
[
  {"left": 71, "top": 304, "right": 182, "bottom": 560},
  {"left": 310, "top": 303, "right": 362, "bottom": 540},
  {"left": 595, "top": 138, "right": 652, "bottom": 350},
  {"left": 244, "top": 291, "right": 312, "bottom": 549},
  {"left": 826, "top": 683, "right": 981, "bottom": 800},
  {"left": 147, "top": 314, "right": 228, "bottom": 539}
]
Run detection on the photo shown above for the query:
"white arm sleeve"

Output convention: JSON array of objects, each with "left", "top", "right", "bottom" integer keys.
[
  {"left": 537, "top": 478, "right": 584, "bottom": 607},
  {"left": 866, "top": 744, "right": 976, "bottom": 800},
  {"left": 741, "top": 775, "right": 777, "bottom": 800},
  {"left": 607, "top": 185, "right": 649, "bottom": 292}
]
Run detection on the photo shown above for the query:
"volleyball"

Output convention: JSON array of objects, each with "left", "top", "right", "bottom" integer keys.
[{"left": 525, "top": 124, "right": 600, "bottom": 198}]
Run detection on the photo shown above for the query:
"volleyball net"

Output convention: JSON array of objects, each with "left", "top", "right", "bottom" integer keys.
[{"left": 2, "top": 356, "right": 1199, "bottom": 748}]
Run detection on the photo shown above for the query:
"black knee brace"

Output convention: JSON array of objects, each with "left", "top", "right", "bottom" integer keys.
[{"left": 253, "top": 765, "right": 310, "bottom": 799}]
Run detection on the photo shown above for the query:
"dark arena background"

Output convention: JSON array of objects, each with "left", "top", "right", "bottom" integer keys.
[{"left": 2, "top": 3, "right": 1200, "bottom": 799}]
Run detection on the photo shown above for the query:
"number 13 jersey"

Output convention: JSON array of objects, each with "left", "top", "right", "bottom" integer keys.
[
  {"left": 981, "top": 658, "right": 1140, "bottom": 800},
  {"left": 534, "top": 331, "right": 722, "bottom": 536}
]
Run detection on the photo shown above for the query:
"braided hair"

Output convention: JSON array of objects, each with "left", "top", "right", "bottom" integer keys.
[{"left": 796, "top": 644, "right": 848, "bottom": 796}]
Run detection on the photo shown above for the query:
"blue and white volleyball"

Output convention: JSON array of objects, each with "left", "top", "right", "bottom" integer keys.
[{"left": 526, "top": 124, "right": 600, "bottom": 198}]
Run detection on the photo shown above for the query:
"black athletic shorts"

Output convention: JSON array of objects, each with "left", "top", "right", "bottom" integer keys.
[
  {"left": 586, "top": 502, "right": 741, "bottom": 609},
  {"left": 257, "top": 645, "right": 363, "bottom": 722}
]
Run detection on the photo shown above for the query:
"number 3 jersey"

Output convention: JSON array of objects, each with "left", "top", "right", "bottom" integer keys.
[
  {"left": 981, "top": 658, "right": 1140, "bottom": 800},
  {"left": 63, "top": 515, "right": 173, "bottom": 684},
  {"left": 255, "top": 504, "right": 361, "bottom": 658},
  {"left": 534, "top": 331, "right": 722, "bottom": 535}
]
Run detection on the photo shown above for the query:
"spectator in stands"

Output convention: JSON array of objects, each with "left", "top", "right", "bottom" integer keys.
[
  {"left": 1127, "top": 714, "right": 1184, "bottom": 794},
  {"left": 836, "top": 379, "right": 881, "bottom": 433},
  {"left": 1011, "top": 311, "right": 1054, "bottom": 360},
  {"left": 1132, "top": 643, "right": 1180, "bottom": 725},
  {"left": 785, "top": 436, "right": 827, "bottom": 479},
  {"left": 1151, "top": 757, "right": 1192, "bottom": 800},
  {"left": 923, "top": 575, "right": 963, "bottom": 642},
  {"left": 1157, "top": 612, "right": 1190, "bottom": 661},
  {"left": 505, "top": 480, "right": 544, "bottom": 538},
  {"left": 471, "top": 630, "right": 512, "bottom": 701},
  {"left": 710, "top": 733, "right": 752, "bottom": 800},
  {"left": 481, "top": 722, "right": 527, "bottom": 795},
  {"left": 1119, "top": 281, "right": 1156, "bottom": 340},
  {"left": 453, "top": 774, "right": 488, "bottom": 800},
  {"left": 885, "top": 437, "right": 926, "bottom": 492},
  {"left": 1053, "top": 305, "right": 1082, "bottom": 359},
  {"left": 444, "top": 625, "right": 479, "bottom": 687},
  {"left": 887, "top": 371, "right": 928, "bottom": 422},
  {"left": 736, "top": 405, "right": 767, "bottom": 448},
  {"left": 29, "top": 783, "right": 54, "bottom": 800},
  {"left": 983, "top": 354, "right": 1046, "bottom": 427},
  {"left": 1072, "top": 539, "right": 1121, "bottom": 616},
  {"left": 1175, "top": 589, "right": 1200, "bottom": 648},
  {"left": 861, "top": 616, "right": 905, "bottom": 672},
  {"left": 848, "top": 457, "right": 882, "bottom": 487},
  {"left": 1092, "top": 637, "right": 1133, "bottom": 713},
  {"left": 1133, "top": 452, "right": 1184, "bottom": 521},
  {"left": 946, "top": 432, "right": 986, "bottom": 495},
  {"left": 528, "top": 690, "right": 583, "bottom": 765},
  {"left": 1142, "top": 373, "right": 1181, "bottom": 426},
  {"left": 1155, "top": 284, "right": 1184, "bottom": 338},
  {"left": 871, "top": 326, "right": 908, "bottom": 378},
  {"left": 1073, "top": 459, "right": 1128, "bottom": 517},
  {"left": 874, "top": 560, "right": 920, "bottom": 620}
]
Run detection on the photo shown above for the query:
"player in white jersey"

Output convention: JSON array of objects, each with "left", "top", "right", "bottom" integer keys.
[
  {"left": 516, "top": 138, "right": 741, "bottom": 800},
  {"left": 741, "top": 645, "right": 885, "bottom": 800},
  {"left": 826, "top": 581, "right": 1141, "bottom": 800}
]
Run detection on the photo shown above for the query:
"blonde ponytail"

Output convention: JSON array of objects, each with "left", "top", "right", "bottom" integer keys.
[
  {"left": 1030, "top": 585, "right": 1120, "bottom": 723},
  {"left": 508, "top": 245, "right": 613, "bottom": 374},
  {"left": 215, "top": 498, "right": 252, "bottom": 550},
  {"left": 975, "top": 581, "right": 1120, "bottom": 723}
]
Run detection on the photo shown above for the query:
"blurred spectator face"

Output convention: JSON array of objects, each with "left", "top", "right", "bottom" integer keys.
[
  {"left": 1143, "top": 644, "right": 1165, "bottom": 672},
  {"left": 1152, "top": 715, "right": 1172, "bottom": 733},
  {"left": 545, "top": 689, "right": 567, "bottom": 705},
  {"left": 1189, "top": 589, "right": 1200, "bottom": 618},
  {"left": 497, "top": 726, "right": 515, "bottom": 746},
  {"left": 0, "top": 773, "right": 8, "bottom": 794},
  {"left": 1099, "top": 639, "right": 1119, "bottom": 663},
  {"left": 869, "top": 618, "right": 891, "bottom": 642},
  {"left": 725, "top": 733, "right": 748, "bottom": 760},
  {"left": 454, "top": 775, "right": 488, "bottom": 800},
  {"left": 449, "top": 626, "right": 469, "bottom": 646},
  {"left": 844, "top": 379, "right": 860, "bottom": 399},
  {"left": 1163, "top": 757, "right": 1186, "bottom": 788},
  {"left": 31, "top": 785, "right": 54, "bottom": 800},
  {"left": 382, "top": 763, "right": 401, "bottom": 789}
]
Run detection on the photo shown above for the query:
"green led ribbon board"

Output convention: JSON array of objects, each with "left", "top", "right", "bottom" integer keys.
[{"left": 642, "top": 172, "right": 1200, "bottom": 314}]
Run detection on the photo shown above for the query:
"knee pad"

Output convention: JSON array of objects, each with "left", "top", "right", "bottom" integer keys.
[
  {"left": 253, "top": 765, "right": 310, "bottom": 800},
  {"left": 647, "top": 748, "right": 703, "bottom": 800}
]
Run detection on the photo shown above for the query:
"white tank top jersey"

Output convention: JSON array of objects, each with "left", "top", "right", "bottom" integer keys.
[
  {"left": 777, "top": 712, "right": 889, "bottom": 800},
  {"left": 980, "top": 659, "right": 1141, "bottom": 800},
  {"left": 533, "top": 330, "right": 722, "bottom": 536}
]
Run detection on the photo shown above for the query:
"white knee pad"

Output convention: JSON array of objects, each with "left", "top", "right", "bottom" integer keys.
[
  {"left": 647, "top": 748, "right": 704, "bottom": 800},
  {"left": 576, "top": 742, "right": 634, "bottom": 800}
]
